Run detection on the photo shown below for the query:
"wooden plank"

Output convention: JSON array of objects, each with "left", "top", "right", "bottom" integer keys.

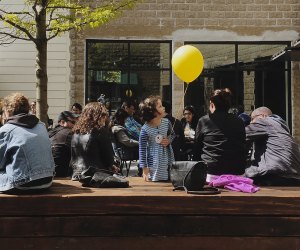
[
  {"left": 1, "top": 179, "right": 300, "bottom": 216},
  {"left": 1, "top": 237, "right": 300, "bottom": 250},
  {"left": 0, "top": 215, "right": 300, "bottom": 237}
]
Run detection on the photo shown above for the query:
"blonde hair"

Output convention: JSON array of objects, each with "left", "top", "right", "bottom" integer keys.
[{"left": 2, "top": 92, "right": 30, "bottom": 115}]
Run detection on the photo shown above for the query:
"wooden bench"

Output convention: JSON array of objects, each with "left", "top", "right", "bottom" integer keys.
[{"left": 1, "top": 177, "right": 300, "bottom": 250}]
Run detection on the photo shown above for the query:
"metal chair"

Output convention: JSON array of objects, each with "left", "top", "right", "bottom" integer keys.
[{"left": 112, "top": 137, "right": 139, "bottom": 177}]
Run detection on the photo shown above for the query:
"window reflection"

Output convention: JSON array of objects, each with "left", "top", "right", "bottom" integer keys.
[{"left": 86, "top": 41, "right": 171, "bottom": 114}]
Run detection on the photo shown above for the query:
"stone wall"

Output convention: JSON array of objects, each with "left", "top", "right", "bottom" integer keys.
[
  {"left": 69, "top": 0, "right": 300, "bottom": 137},
  {"left": 292, "top": 61, "right": 300, "bottom": 142},
  {"left": 244, "top": 71, "right": 255, "bottom": 114}
]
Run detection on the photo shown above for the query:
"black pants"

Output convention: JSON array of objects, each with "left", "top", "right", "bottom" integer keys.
[{"left": 252, "top": 175, "right": 300, "bottom": 186}]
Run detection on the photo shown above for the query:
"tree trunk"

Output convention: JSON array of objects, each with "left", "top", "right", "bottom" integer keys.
[{"left": 35, "top": 1, "right": 48, "bottom": 126}]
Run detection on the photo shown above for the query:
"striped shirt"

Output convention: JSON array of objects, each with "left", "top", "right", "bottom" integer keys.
[{"left": 139, "top": 118, "right": 175, "bottom": 181}]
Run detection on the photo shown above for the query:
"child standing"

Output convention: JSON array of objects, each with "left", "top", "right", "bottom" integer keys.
[{"left": 139, "top": 96, "right": 175, "bottom": 181}]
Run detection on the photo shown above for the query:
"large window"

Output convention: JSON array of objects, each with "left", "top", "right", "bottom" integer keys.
[
  {"left": 185, "top": 42, "right": 291, "bottom": 125},
  {"left": 86, "top": 40, "right": 172, "bottom": 114}
]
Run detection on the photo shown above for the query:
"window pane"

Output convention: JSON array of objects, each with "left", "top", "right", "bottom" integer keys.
[
  {"left": 87, "top": 43, "right": 129, "bottom": 70},
  {"left": 86, "top": 41, "right": 171, "bottom": 112},
  {"left": 130, "top": 43, "right": 170, "bottom": 69},
  {"left": 238, "top": 44, "right": 286, "bottom": 64},
  {"left": 193, "top": 44, "right": 235, "bottom": 69}
]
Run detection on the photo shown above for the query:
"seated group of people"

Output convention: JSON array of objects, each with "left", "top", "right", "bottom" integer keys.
[{"left": 1, "top": 90, "right": 300, "bottom": 193}]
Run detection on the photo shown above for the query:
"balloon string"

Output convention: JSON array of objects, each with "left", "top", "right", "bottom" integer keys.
[{"left": 171, "top": 83, "right": 189, "bottom": 132}]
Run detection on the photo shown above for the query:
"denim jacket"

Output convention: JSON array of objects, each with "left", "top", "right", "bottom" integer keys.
[{"left": 0, "top": 115, "right": 55, "bottom": 191}]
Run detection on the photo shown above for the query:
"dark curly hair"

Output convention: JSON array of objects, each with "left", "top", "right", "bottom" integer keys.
[
  {"left": 139, "top": 95, "right": 161, "bottom": 122},
  {"left": 111, "top": 108, "right": 129, "bottom": 127},
  {"left": 72, "top": 102, "right": 107, "bottom": 134},
  {"left": 210, "top": 88, "right": 232, "bottom": 112}
]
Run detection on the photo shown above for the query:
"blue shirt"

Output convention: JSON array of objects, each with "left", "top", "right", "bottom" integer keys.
[{"left": 124, "top": 116, "right": 142, "bottom": 141}]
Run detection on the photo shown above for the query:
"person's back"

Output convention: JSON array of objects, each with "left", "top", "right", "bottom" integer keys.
[
  {"left": 0, "top": 93, "right": 54, "bottom": 192},
  {"left": 194, "top": 89, "right": 246, "bottom": 179},
  {"left": 195, "top": 112, "right": 246, "bottom": 175},
  {"left": 122, "top": 100, "right": 142, "bottom": 141},
  {"left": 246, "top": 112, "right": 300, "bottom": 184},
  {"left": 70, "top": 102, "right": 116, "bottom": 180},
  {"left": 49, "top": 111, "right": 78, "bottom": 177},
  {"left": 71, "top": 128, "right": 114, "bottom": 179}
]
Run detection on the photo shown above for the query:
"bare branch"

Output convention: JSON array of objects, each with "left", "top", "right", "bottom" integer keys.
[
  {"left": 32, "top": 0, "right": 39, "bottom": 16},
  {"left": 0, "top": 31, "right": 31, "bottom": 42},
  {"left": 0, "top": 33, "right": 16, "bottom": 45},
  {"left": 0, "top": 14, "right": 35, "bottom": 42}
]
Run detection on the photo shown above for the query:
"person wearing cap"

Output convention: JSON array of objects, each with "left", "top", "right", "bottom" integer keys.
[{"left": 49, "top": 111, "right": 78, "bottom": 177}]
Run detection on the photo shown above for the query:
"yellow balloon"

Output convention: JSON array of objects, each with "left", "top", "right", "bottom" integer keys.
[
  {"left": 172, "top": 45, "right": 204, "bottom": 83},
  {"left": 125, "top": 89, "right": 132, "bottom": 97}
]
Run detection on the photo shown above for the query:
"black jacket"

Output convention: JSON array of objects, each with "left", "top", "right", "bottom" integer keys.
[
  {"left": 165, "top": 114, "right": 184, "bottom": 161},
  {"left": 70, "top": 127, "right": 114, "bottom": 180},
  {"left": 194, "top": 111, "right": 246, "bottom": 175},
  {"left": 49, "top": 125, "right": 72, "bottom": 177}
]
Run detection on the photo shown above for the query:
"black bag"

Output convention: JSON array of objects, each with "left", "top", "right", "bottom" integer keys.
[
  {"left": 79, "top": 167, "right": 129, "bottom": 188},
  {"left": 170, "top": 161, "right": 220, "bottom": 195}
]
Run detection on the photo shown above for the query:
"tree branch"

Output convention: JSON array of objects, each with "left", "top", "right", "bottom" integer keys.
[
  {"left": 0, "top": 31, "right": 31, "bottom": 42},
  {"left": 0, "top": 14, "right": 36, "bottom": 42}
]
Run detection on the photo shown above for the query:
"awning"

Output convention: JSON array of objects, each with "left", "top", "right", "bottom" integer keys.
[{"left": 271, "top": 39, "right": 300, "bottom": 61}]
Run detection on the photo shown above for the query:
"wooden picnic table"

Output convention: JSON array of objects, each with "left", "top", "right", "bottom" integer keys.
[{"left": 1, "top": 177, "right": 300, "bottom": 250}]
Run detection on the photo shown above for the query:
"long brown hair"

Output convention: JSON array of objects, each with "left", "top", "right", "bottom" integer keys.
[{"left": 72, "top": 102, "right": 107, "bottom": 134}]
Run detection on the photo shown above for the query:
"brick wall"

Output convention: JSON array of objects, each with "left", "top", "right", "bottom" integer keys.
[{"left": 70, "top": 0, "right": 300, "bottom": 137}]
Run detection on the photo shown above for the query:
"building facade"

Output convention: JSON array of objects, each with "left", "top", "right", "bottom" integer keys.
[
  {"left": 69, "top": 0, "right": 300, "bottom": 140},
  {"left": 1, "top": 0, "right": 300, "bottom": 141}
]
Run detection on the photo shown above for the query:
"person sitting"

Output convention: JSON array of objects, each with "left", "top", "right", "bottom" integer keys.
[
  {"left": 121, "top": 99, "right": 142, "bottom": 141},
  {"left": 229, "top": 105, "right": 251, "bottom": 126},
  {"left": 70, "top": 102, "right": 119, "bottom": 181},
  {"left": 194, "top": 89, "right": 246, "bottom": 182},
  {"left": 71, "top": 103, "right": 82, "bottom": 115},
  {"left": 111, "top": 108, "right": 139, "bottom": 149},
  {"left": 245, "top": 106, "right": 300, "bottom": 186},
  {"left": 163, "top": 101, "right": 184, "bottom": 161},
  {"left": 49, "top": 111, "right": 78, "bottom": 177},
  {"left": 0, "top": 93, "right": 55, "bottom": 192},
  {"left": 111, "top": 108, "right": 139, "bottom": 176},
  {"left": 180, "top": 105, "right": 199, "bottom": 160},
  {"left": 30, "top": 100, "right": 53, "bottom": 130}
]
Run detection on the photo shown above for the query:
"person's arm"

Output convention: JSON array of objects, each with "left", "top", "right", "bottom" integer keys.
[
  {"left": 245, "top": 121, "right": 268, "bottom": 142},
  {"left": 98, "top": 128, "right": 115, "bottom": 169},
  {"left": 161, "top": 119, "right": 175, "bottom": 147},
  {"left": 139, "top": 127, "right": 149, "bottom": 181},
  {"left": 125, "top": 117, "right": 141, "bottom": 140},
  {"left": 0, "top": 131, "right": 8, "bottom": 171},
  {"left": 193, "top": 118, "right": 204, "bottom": 161},
  {"left": 116, "top": 130, "right": 139, "bottom": 147}
]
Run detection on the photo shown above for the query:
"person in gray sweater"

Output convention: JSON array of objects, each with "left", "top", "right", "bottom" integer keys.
[{"left": 245, "top": 106, "right": 300, "bottom": 185}]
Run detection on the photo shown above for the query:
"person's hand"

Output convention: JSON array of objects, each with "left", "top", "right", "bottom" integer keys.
[
  {"left": 161, "top": 137, "right": 170, "bottom": 147},
  {"left": 111, "top": 165, "right": 120, "bottom": 173},
  {"left": 143, "top": 167, "right": 149, "bottom": 181}
]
